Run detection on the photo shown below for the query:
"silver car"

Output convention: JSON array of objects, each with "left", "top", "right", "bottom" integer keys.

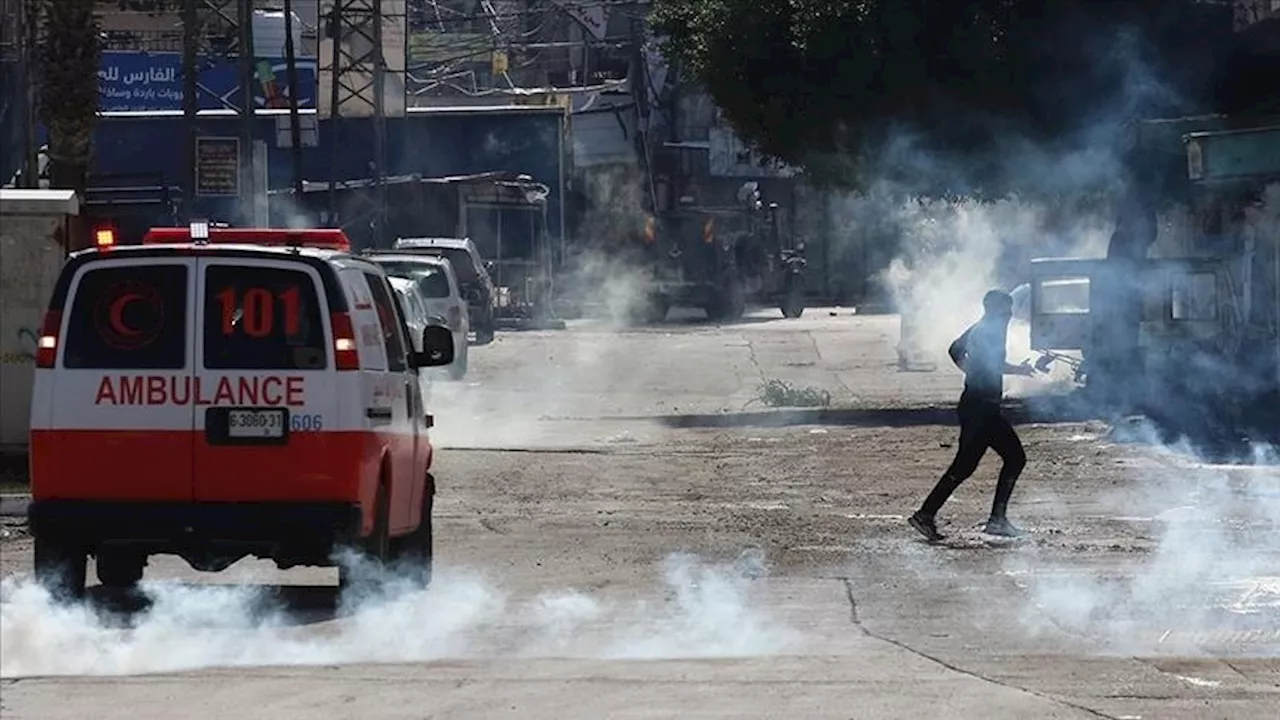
[{"left": 387, "top": 264, "right": 471, "bottom": 381}]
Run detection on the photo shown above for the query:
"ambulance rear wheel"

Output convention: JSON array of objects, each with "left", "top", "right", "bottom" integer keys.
[
  {"left": 34, "top": 537, "right": 87, "bottom": 602},
  {"left": 95, "top": 551, "right": 146, "bottom": 588},
  {"left": 390, "top": 480, "right": 433, "bottom": 589},
  {"left": 338, "top": 485, "right": 391, "bottom": 592}
]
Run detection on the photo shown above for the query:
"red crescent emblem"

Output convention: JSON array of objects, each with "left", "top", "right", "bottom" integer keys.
[{"left": 108, "top": 292, "right": 144, "bottom": 338}]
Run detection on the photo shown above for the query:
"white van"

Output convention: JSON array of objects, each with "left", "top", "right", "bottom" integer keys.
[
  {"left": 376, "top": 255, "right": 470, "bottom": 380},
  {"left": 26, "top": 225, "right": 454, "bottom": 600}
]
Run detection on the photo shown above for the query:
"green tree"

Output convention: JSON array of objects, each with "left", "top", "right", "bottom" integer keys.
[
  {"left": 650, "top": 0, "right": 1232, "bottom": 182},
  {"left": 36, "top": 0, "right": 100, "bottom": 193}
]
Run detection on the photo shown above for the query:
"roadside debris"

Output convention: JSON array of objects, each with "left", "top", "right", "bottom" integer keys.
[{"left": 754, "top": 379, "right": 832, "bottom": 408}]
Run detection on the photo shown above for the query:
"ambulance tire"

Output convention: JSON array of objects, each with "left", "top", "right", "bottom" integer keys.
[
  {"left": 95, "top": 551, "right": 146, "bottom": 589},
  {"left": 34, "top": 537, "right": 87, "bottom": 602},
  {"left": 338, "top": 483, "right": 391, "bottom": 593},
  {"left": 390, "top": 483, "right": 433, "bottom": 589}
]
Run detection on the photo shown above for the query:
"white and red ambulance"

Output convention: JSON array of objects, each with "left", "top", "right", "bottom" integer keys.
[{"left": 26, "top": 223, "right": 454, "bottom": 599}]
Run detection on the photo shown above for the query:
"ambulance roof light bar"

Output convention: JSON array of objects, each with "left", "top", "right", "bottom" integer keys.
[{"left": 141, "top": 227, "right": 352, "bottom": 251}]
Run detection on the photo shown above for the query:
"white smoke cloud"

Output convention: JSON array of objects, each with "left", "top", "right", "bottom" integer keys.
[
  {"left": 1007, "top": 440, "right": 1280, "bottom": 656},
  {"left": 824, "top": 187, "right": 1111, "bottom": 393},
  {"left": 0, "top": 553, "right": 797, "bottom": 678}
]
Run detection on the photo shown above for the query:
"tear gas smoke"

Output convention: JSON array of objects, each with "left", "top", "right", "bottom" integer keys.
[
  {"left": 831, "top": 186, "right": 1112, "bottom": 395},
  {"left": 0, "top": 552, "right": 797, "bottom": 678},
  {"left": 560, "top": 165, "right": 659, "bottom": 327},
  {"left": 1007, "top": 435, "right": 1280, "bottom": 655},
  {"left": 823, "top": 25, "right": 1279, "bottom": 655},
  {"left": 417, "top": 165, "right": 707, "bottom": 448}
]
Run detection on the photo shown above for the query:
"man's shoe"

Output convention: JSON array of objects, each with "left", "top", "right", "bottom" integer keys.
[
  {"left": 908, "top": 511, "right": 944, "bottom": 542},
  {"left": 983, "top": 517, "right": 1025, "bottom": 538}
]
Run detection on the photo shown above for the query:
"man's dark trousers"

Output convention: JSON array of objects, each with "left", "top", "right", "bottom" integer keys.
[{"left": 920, "top": 395, "right": 1026, "bottom": 519}]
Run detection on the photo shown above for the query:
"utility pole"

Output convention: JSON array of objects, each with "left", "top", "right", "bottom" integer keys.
[
  {"left": 321, "top": 0, "right": 404, "bottom": 249},
  {"left": 237, "top": 0, "right": 256, "bottom": 223},
  {"left": 19, "top": 0, "right": 38, "bottom": 187},
  {"left": 182, "top": 0, "right": 253, "bottom": 223},
  {"left": 628, "top": 14, "right": 657, "bottom": 215},
  {"left": 183, "top": 0, "right": 199, "bottom": 221},
  {"left": 326, "top": 1, "right": 341, "bottom": 223},
  {"left": 371, "top": 0, "right": 388, "bottom": 245},
  {"left": 283, "top": 0, "right": 303, "bottom": 196}
]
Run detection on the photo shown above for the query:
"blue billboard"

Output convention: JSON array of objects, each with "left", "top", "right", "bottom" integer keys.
[{"left": 99, "top": 51, "right": 317, "bottom": 113}]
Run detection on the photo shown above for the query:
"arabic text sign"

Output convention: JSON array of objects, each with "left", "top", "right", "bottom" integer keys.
[
  {"left": 99, "top": 51, "right": 318, "bottom": 112},
  {"left": 195, "top": 137, "right": 240, "bottom": 197}
]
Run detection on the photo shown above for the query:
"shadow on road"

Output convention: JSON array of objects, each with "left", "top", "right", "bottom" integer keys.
[{"left": 84, "top": 583, "right": 345, "bottom": 627}]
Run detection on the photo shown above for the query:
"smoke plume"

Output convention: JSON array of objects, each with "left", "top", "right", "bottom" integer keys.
[
  {"left": 1008, "top": 437, "right": 1280, "bottom": 656},
  {"left": 0, "top": 552, "right": 796, "bottom": 678}
]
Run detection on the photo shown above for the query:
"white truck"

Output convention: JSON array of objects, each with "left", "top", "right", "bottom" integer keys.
[{"left": 0, "top": 189, "right": 78, "bottom": 457}]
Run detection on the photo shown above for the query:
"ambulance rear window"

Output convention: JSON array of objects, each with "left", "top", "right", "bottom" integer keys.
[
  {"left": 203, "top": 265, "right": 327, "bottom": 370},
  {"left": 63, "top": 264, "right": 189, "bottom": 369}
]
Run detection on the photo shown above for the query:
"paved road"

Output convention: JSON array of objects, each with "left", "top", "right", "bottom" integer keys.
[{"left": 2, "top": 309, "right": 1277, "bottom": 719}]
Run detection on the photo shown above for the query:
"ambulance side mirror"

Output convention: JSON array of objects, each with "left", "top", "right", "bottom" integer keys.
[{"left": 411, "top": 325, "right": 455, "bottom": 368}]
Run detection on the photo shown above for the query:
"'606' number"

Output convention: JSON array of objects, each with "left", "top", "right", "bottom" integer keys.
[{"left": 291, "top": 413, "right": 323, "bottom": 431}]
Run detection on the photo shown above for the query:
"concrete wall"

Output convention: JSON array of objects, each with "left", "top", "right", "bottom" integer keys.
[{"left": 0, "top": 214, "right": 67, "bottom": 452}]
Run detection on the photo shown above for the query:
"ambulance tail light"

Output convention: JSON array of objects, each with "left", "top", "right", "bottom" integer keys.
[
  {"left": 94, "top": 226, "right": 116, "bottom": 247},
  {"left": 330, "top": 312, "right": 360, "bottom": 370},
  {"left": 35, "top": 310, "right": 62, "bottom": 368}
]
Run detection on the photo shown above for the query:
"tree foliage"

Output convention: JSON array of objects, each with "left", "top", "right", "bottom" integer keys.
[
  {"left": 649, "top": 0, "right": 1237, "bottom": 180},
  {"left": 37, "top": 0, "right": 100, "bottom": 193}
]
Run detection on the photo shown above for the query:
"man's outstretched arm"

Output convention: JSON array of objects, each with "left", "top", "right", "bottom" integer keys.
[{"left": 1003, "top": 360, "right": 1035, "bottom": 376}]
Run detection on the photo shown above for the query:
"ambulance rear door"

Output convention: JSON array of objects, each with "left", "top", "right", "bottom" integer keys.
[
  {"left": 191, "top": 256, "right": 339, "bottom": 502},
  {"left": 35, "top": 256, "right": 197, "bottom": 501}
]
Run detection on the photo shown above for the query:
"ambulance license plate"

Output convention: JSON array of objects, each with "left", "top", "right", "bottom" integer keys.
[{"left": 227, "top": 409, "right": 286, "bottom": 439}]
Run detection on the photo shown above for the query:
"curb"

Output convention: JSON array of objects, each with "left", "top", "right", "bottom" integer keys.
[{"left": 0, "top": 494, "right": 30, "bottom": 518}]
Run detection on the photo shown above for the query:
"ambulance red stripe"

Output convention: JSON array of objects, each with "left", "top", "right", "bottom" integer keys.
[{"left": 31, "top": 429, "right": 427, "bottom": 536}]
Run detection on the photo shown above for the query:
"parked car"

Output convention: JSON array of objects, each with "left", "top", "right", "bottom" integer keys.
[
  {"left": 26, "top": 225, "right": 454, "bottom": 599},
  {"left": 384, "top": 238, "right": 497, "bottom": 344},
  {"left": 389, "top": 271, "right": 469, "bottom": 381}
]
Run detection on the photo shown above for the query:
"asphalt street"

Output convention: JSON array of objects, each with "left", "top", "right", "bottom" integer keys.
[{"left": 1, "top": 308, "right": 1277, "bottom": 719}]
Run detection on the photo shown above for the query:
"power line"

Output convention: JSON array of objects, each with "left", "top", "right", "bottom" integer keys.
[{"left": 407, "top": 0, "right": 651, "bottom": 26}]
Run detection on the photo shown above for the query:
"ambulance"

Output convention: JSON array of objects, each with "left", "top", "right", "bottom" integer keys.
[{"left": 26, "top": 223, "right": 455, "bottom": 600}]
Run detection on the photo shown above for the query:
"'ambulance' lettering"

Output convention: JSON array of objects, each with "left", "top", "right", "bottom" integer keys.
[{"left": 94, "top": 375, "right": 306, "bottom": 407}]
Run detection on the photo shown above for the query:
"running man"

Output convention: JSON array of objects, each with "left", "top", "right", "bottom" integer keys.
[{"left": 909, "top": 290, "right": 1035, "bottom": 541}]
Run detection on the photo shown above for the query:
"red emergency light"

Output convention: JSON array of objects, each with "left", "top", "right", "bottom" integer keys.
[
  {"left": 141, "top": 226, "right": 353, "bottom": 251},
  {"left": 94, "top": 226, "right": 117, "bottom": 247}
]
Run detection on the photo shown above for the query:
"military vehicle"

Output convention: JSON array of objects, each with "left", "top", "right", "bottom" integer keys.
[
  {"left": 627, "top": 182, "right": 807, "bottom": 323},
  {"left": 1030, "top": 118, "right": 1280, "bottom": 451}
]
